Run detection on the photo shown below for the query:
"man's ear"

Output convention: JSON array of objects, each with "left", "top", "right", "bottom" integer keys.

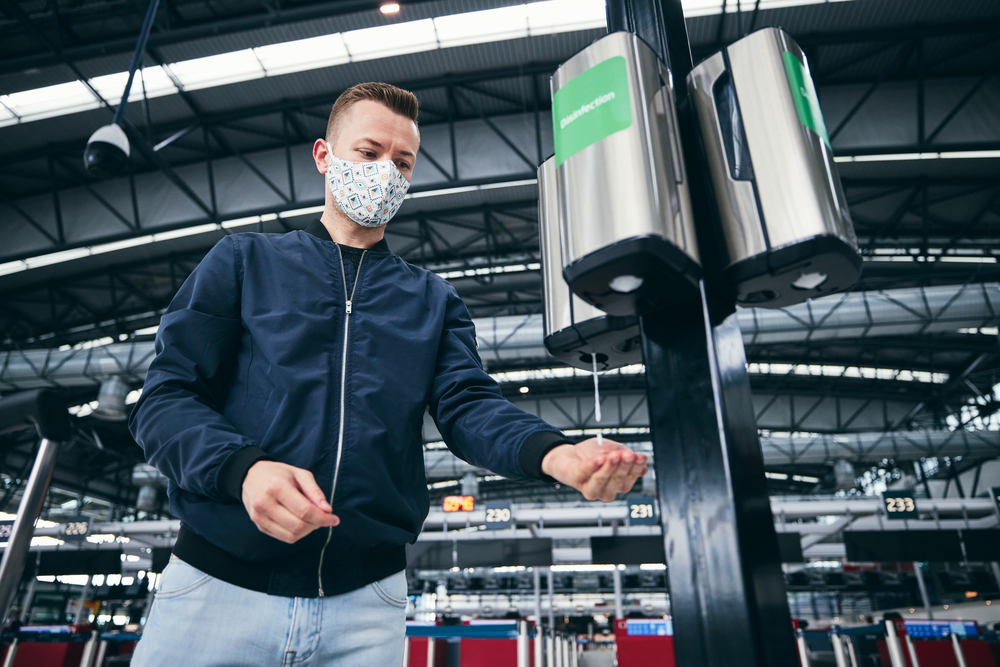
[{"left": 313, "top": 138, "right": 331, "bottom": 174}]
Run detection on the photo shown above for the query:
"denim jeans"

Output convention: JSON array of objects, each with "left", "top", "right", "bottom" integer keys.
[{"left": 131, "top": 556, "right": 408, "bottom": 666}]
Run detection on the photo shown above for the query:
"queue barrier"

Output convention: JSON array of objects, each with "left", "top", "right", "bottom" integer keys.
[
  {"left": 0, "top": 627, "right": 138, "bottom": 667},
  {"left": 874, "top": 619, "right": 997, "bottom": 667},
  {"left": 795, "top": 620, "right": 999, "bottom": 667},
  {"left": 613, "top": 618, "right": 674, "bottom": 667},
  {"left": 404, "top": 621, "right": 586, "bottom": 667}
]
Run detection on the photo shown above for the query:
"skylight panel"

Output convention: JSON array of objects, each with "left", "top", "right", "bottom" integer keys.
[
  {"left": 90, "top": 66, "right": 178, "bottom": 104},
  {"left": 254, "top": 34, "right": 351, "bottom": 76},
  {"left": 0, "top": 0, "right": 859, "bottom": 127},
  {"left": 433, "top": 6, "right": 529, "bottom": 48},
  {"left": 526, "top": 0, "right": 607, "bottom": 35},
  {"left": 342, "top": 19, "right": 439, "bottom": 61},
  {"left": 0, "top": 105, "right": 15, "bottom": 126},
  {"left": 166, "top": 49, "right": 265, "bottom": 91},
  {"left": 3, "top": 80, "right": 100, "bottom": 121}
]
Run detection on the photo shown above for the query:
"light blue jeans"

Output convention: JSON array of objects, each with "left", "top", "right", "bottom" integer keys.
[{"left": 132, "top": 556, "right": 408, "bottom": 666}]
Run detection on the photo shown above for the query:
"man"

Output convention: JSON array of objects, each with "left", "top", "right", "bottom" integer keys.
[{"left": 129, "top": 82, "right": 646, "bottom": 666}]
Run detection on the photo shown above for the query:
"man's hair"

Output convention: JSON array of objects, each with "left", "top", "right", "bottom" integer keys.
[{"left": 326, "top": 82, "right": 419, "bottom": 142}]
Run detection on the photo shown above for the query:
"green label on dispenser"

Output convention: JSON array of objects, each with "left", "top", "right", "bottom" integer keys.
[
  {"left": 553, "top": 56, "right": 632, "bottom": 167},
  {"left": 783, "top": 51, "right": 831, "bottom": 149}
]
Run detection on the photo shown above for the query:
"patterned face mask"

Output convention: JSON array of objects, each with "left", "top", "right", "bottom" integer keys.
[{"left": 326, "top": 153, "right": 410, "bottom": 228}]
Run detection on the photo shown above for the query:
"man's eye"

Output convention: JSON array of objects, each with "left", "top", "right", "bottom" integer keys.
[
  {"left": 361, "top": 150, "right": 376, "bottom": 158},
  {"left": 397, "top": 162, "right": 410, "bottom": 170}
]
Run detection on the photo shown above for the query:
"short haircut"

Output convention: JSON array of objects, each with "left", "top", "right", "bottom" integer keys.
[{"left": 326, "top": 82, "right": 419, "bottom": 142}]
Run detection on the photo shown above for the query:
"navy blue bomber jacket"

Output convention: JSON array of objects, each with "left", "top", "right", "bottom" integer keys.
[{"left": 129, "top": 219, "right": 569, "bottom": 598}]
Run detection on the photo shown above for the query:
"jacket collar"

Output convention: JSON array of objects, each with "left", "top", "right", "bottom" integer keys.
[{"left": 304, "top": 218, "right": 391, "bottom": 253}]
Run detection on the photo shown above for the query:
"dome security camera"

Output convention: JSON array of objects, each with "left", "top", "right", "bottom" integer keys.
[{"left": 84, "top": 123, "right": 131, "bottom": 179}]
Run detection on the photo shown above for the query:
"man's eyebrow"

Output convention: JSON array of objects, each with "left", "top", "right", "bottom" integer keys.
[{"left": 360, "top": 137, "right": 415, "bottom": 159}]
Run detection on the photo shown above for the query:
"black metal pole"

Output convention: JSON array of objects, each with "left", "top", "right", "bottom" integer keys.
[
  {"left": 606, "top": 1, "right": 799, "bottom": 666},
  {"left": 113, "top": 0, "right": 162, "bottom": 127}
]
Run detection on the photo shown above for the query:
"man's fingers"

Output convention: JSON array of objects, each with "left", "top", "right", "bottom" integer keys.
[
  {"left": 613, "top": 454, "right": 646, "bottom": 494},
  {"left": 582, "top": 453, "right": 620, "bottom": 501},
  {"left": 605, "top": 453, "right": 638, "bottom": 497},
  {"left": 254, "top": 515, "right": 298, "bottom": 544},
  {"left": 570, "top": 454, "right": 605, "bottom": 487},
  {"left": 292, "top": 469, "right": 333, "bottom": 512},
  {"left": 277, "top": 486, "right": 339, "bottom": 528}
]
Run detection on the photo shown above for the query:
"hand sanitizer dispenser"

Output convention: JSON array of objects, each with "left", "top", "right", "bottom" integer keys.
[
  {"left": 688, "top": 27, "right": 862, "bottom": 308},
  {"left": 539, "top": 157, "right": 641, "bottom": 371},
  {"left": 552, "top": 31, "right": 701, "bottom": 317}
]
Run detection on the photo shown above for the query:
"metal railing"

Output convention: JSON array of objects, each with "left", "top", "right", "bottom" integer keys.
[{"left": 0, "top": 389, "right": 70, "bottom": 623}]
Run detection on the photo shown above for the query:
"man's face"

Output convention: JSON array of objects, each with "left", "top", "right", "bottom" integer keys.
[{"left": 320, "top": 99, "right": 420, "bottom": 182}]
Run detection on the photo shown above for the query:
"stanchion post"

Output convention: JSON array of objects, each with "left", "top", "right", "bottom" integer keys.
[
  {"left": 401, "top": 636, "right": 410, "bottom": 667},
  {"left": 73, "top": 575, "right": 93, "bottom": 625},
  {"left": 883, "top": 621, "right": 907, "bottom": 667},
  {"left": 905, "top": 634, "right": 921, "bottom": 667},
  {"left": 18, "top": 563, "right": 37, "bottom": 624},
  {"left": 0, "top": 438, "right": 60, "bottom": 621},
  {"left": 830, "top": 630, "right": 849, "bottom": 667},
  {"left": 612, "top": 567, "right": 623, "bottom": 620},
  {"left": 1, "top": 637, "right": 18, "bottom": 667},
  {"left": 517, "top": 620, "right": 530, "bottom": 667},
  {"left": 844, "top": 637, "right": 860, "bottom": 667},
  {"left": 845, "top": 635, "right": 860, "bottom": 667},
  {"left": 533, "top": 568, "right": 542, "bottom": 667},
  {"left": 78, "top": 631, "right": 99, "bottom": 667},
  {"left": 950, "top": 632, "right": 969, "bottom": 667},
  {"left": 795, "top": 628, "right": 812, "bottom": 667},
  {"left": 912, "top": 562, "right": 933, "bottom": 620},
  {"left": 426, "top": 637, "right": 435, "bottom": 667},
  {"left": 602, "top": 3, "right": 798, "bottom": 665},
  {"left": 94, "top": 639, "right": 108, "bottom": 667},
  {"left": 0, "top": 389, "right": 70, "bottom": 622},
  {"left": 547, "top": 568, "right": 555, "bottom": 631}
]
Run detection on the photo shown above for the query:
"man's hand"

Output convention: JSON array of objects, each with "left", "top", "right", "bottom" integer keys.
[
  {"left": 242, "top": 461, "right": 340, "bottom": 544},
  {"left": 540, "top": 439, "right": 647, "bottom": 502}
]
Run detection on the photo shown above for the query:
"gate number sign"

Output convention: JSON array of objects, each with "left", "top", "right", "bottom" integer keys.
[
  {"left": 62, "top": 516, "right": 91, "bottom": 542},
  {"left": 484, "top": 501, "right": 513, "bottom": 530},
  {"left": 628, "top": 496, "right": 658, "bottom": 525},
  {"left": 881, "top": 492, "right": 918, "bottom": 520}
]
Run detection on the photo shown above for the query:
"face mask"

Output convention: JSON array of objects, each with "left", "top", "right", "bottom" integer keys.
[{"left": 325, "top": 152, "right": 410, "bottom": 228}]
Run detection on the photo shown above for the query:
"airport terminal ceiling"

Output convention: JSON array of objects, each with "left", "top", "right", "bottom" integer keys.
[{"left": 0, "top": 0, "right": 998, "bottom": 525}]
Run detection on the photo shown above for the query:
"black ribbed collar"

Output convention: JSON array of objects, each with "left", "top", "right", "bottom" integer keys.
[{"left": 304, "top": 218, "right": 391, "bottom": 253}]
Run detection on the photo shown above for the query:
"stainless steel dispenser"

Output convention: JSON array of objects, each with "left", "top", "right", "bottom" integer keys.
[
  {"left": 551, "top": 31, "right": 701, "bottom": 317},
  {"left": 538, "top": 158, "right": 641, "bottom": 371},
  {"left": 688, "top": 27, "right": 862, "bottom": 308}
]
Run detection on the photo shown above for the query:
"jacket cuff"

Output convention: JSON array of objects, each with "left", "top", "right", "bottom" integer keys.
[
  {"left": 218, "top": 446, "right": 271, "bottom": 501},
  {"left": 519, "top": 431, "right": 573, "bottom": 483}
]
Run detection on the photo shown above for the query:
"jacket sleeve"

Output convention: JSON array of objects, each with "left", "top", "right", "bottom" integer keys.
[
  {"left": 128, "top": 235, "right": 269, "bottom": 503},
  {"left": 428, "top": 283, "right": 571, "bottom": 482}
]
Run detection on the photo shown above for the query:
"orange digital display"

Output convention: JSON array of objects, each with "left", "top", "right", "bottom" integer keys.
[{"left": 443, "top": 495, "right": 475, "bottom": 512}]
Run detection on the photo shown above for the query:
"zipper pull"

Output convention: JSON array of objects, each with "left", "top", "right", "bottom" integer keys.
[{"left": 346, "top": 300, "right": 352, "bottom": 315}]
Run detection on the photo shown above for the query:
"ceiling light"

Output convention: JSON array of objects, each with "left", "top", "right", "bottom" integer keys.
[
  {"left": 519, "top": 386, "right": 529, "bottom": 394},
  {"left": 380, "top": 3, "right": 401, "bottom": 13}
]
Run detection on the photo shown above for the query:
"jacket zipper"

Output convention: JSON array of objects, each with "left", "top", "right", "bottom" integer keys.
[{"left": 317, "top": 245, "right": 367, "bottom": 597}]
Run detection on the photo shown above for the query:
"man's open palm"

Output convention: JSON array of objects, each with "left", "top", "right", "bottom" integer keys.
[{"left": 541, "top": 439, "right": 648, "bottom": 502}]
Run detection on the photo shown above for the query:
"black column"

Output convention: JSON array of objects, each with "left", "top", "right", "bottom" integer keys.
[{"left": 606, "top": 2, "right": 799, "bottom": 665}]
